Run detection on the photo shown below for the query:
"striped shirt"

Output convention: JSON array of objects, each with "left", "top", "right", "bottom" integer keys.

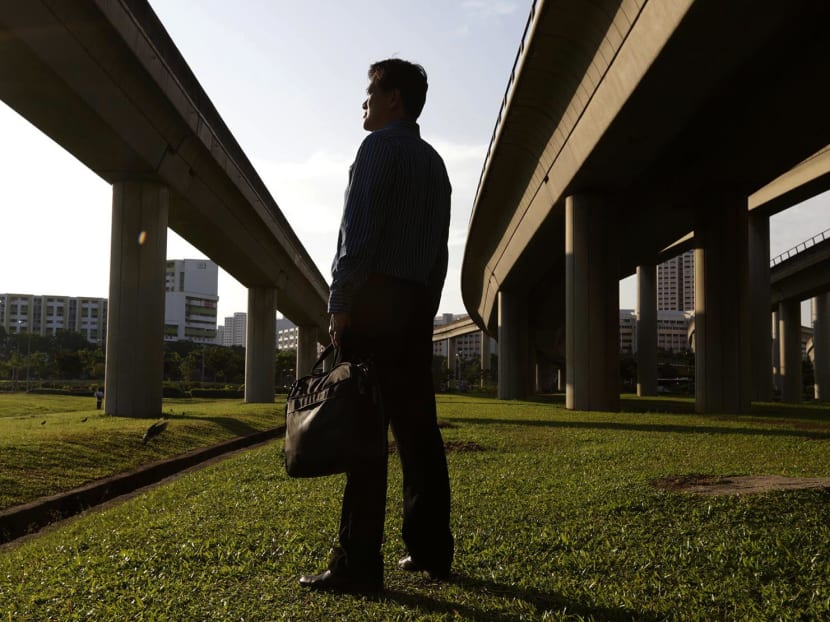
[{"left": 329, "top": 119, "right": 452, "bottom": 314}]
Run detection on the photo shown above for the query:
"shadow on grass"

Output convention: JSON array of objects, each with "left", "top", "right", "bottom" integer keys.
[
  {"left": 164, "top": 413, "right": 264, "bottom": 437},
  {"left": 377, "top": 575, "right": 662, "bottom": 621},
  {"left": 442, "top": 416, "right": 830, "bottom": 441}
]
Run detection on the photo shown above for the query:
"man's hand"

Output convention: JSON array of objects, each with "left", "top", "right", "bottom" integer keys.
[{"left": 329, "top": 312, "right": 351, "bottom": 348}]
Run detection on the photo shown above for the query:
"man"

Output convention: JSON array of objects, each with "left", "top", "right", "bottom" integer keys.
[{"left": 299, "top": 58, "right": 454, "bottom": 592}]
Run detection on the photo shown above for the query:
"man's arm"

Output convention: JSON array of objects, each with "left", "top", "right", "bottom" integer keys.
[{"left": 328, "top": 133, "right": 396, "bottom": 315}]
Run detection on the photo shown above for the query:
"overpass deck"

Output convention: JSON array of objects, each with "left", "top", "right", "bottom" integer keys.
[{"left": 0, "top": 0, "right": 328, "bottom": 333}]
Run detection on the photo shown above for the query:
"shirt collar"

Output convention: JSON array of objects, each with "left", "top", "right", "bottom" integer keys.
[{"left": 378, "top": 119, "right": 420, "bottom": 135}]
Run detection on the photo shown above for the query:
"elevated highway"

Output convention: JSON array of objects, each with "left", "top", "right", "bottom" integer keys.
[
  {"left": 0, "top": 1, "right": 328, "bottom": 414},
  {"left": 462, "top": 0, "right": 830, "bottom": 412}
]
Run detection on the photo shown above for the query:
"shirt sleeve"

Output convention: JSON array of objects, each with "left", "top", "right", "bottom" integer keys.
[
  {"left": 328, "top": 133, "right": 397, "bottom": 313},
  {"left": 427, "top": 175, "right": 451, "bottom": 315}
]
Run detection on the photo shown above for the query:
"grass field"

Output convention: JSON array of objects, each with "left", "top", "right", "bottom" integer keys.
[
  {"left": 2, "top": 394, "right": 830, "bottom": 620},
  {"left": 0, "top": 393, "right": 283, "bottom": 510}
]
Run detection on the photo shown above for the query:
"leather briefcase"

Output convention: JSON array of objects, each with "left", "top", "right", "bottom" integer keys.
[{"left": 284, "top": 345, "right": 386, "bottom": 478}]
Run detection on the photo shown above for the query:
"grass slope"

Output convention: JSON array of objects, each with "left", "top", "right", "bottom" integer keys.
[
  {"left": 0, "top": 394, "right": 282, "bottom": 510},
  {"left": 2, "top": 394, "right": 830, "bottom": 620}
]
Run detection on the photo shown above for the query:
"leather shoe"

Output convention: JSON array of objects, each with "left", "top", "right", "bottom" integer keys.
[
  {"left": 299, "top": 569, "right": 382, "bottom": 593},
  {"left": 397, "top": 555, "right": 449, "bottom": 581}
]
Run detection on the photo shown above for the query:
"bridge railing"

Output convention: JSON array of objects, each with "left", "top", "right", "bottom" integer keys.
[{"left": 770, "top": 227, "right": 830, "bottom": 267}]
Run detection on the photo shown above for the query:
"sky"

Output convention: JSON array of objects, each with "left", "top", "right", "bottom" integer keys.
[{"left": 1, "top": 0, "right": 829, "bottom": 326}]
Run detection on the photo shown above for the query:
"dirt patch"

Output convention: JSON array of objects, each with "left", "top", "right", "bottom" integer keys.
[
  {"left": 437, "top": 420, "right": 457, "bottom": 429},
  {"left": 653, "top": 474, "right": 830, "bottom": 496}
]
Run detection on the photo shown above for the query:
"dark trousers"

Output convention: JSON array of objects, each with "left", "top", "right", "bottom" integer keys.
[{"left": 336, "top": 276, "right": 454, "bottom": 581}]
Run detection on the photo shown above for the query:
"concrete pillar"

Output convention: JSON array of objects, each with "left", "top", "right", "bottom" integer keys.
[
  {"left": 636, "top": 263, "right": 658, "bottom": 396},
  {"left": 778, "top": 299, "right": 802, "bottom": 403},
  {"left": 104, "top": 181, "right": 168, "bottom": 417},
  {"left": 296, "top": 326, "right": 319, "bottom": 379},
  {"left": 748, "top": 212, "right": 772, "bottom": 401},
  {"left": 447, "top": 338, "right": 457, "bottom": 389},
  {"left": 814, "top": 294, "right": 830, "bottom": 401},
  {"left": 245, "top": 287, "right": 277, "bottom": 403},
  {"left": 693, "top": 197, "right": 751, "bottom": 413},
  {"left": 497, "top": 290, "right": 529, "bottom": 400},
  {"left": 480, "top": 331, "right": 491, "bottom": 388},
  {"left": 565, "top": 195, "right": 619, "bottom": 411},
  {"left": 771, "top": 310, "right": 781, "bottom": 393}
]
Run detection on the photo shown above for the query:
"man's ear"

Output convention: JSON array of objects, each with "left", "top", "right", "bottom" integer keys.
[{"left": 387, "top": 88, "right": 403, "bottom": 112}]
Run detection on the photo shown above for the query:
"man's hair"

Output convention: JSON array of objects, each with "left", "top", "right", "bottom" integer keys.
[{"left": 369, "top": 59, "right": 428, "bottom": 120}]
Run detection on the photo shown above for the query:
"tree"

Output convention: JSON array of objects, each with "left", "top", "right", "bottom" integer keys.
[
  {"left": 54, "top": 350, "right": 83, "bottom": 379},
  {"left": 275, "top": 349, "right": 296, "bottom": 389}
]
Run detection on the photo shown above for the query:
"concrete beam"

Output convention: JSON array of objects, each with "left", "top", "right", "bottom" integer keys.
[
  {"left": 636, "top": 264, "right": 657, "bottom": 397},
  {"left": 778, "top": 299, "right": 803, "bottom": 403},
  {"left": 693, "top": 198, "right": 750, "bottom": 414},
  {"left": 497, "top": 291, "right": 528, "bottom": 400},
  {"left": 565, "top": 195, "right": 619, "bottom": 412},
  {"left": 748, "top": 212, "right": 772, "bottom": 401},
  {"left": 480, "top": 331, "right": 491, "bottom": 389},
  {"left": 104, "top": 181, "right": 168, "bottom": 417},
  {"left": 245, "top": 288, "right": 276, "bottom": 403},
  {"left": 447, "top": 338, "right": 457, "bottom": 390},
  {"left": 813, "top": 294, "right": 830, "bottom": 401},
  {"left": 296, "top": 326, "right": 319, "bottom": 379}
]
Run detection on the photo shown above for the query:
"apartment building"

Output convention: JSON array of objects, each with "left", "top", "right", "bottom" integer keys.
[
  {"left": 620, "top": 308, "right": 694, "bottom": 354},
  {"left": 658, "top": 249, "right": 695, "bottom": 312},
  {"left": 164, "top": 259, "right": 219, "bottom": 343},
  {"left": 0, "top": 293, "right": 107, "bottom": 345}
]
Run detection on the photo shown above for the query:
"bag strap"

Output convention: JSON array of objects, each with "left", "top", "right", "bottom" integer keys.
[{"left": 311, "top": 344, "right": 335, "bottom": 373}]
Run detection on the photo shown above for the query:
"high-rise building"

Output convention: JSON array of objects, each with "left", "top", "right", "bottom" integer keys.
[
  {"left": 621, "top": 308, "right": 694, "bottom": 353},
  {"left": 217, "top": 314, "right": 305, "bottom": 351},
  {"left": 163, "top": 259, "right": 219, "bottom": 343},
  {"left": 220, "top": 312, "right": 247, "bottom": 347},
  {"left": 657, "top": 249, "right": 695, "bottom": 312},
  {"left": 0, "top": 293, "right": 107, "bottom": 345},
  {"left": 276, "top": 318, "right": 299, "bottom": 351},
  {"left": 432, "top": 313, "right": 495, "bottom": 361}
]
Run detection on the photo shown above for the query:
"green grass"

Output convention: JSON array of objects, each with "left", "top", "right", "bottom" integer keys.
[
  {"left": 2, "top": 394, "right": 830, "bottom": 620},
  {"left": 0, "top": 393, "right": 283, "bottom": 510}
]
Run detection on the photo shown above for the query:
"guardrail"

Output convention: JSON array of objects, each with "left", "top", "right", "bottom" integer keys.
[{"left": 770, "top": 227, "right": 830, "bottom": 267}]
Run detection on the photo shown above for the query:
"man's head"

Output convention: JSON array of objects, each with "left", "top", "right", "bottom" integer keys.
[{"left": 362, "top": 58, "right": 428, "bottom": 131}]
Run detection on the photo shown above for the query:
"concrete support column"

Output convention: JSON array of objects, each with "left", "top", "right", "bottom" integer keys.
[
  {"left": 693, "top": 197, "right": 751, "bottom": 413},
  {"left": 245, "top": 288, "right": 277, "bottom": 403},
  {"left": 748, "top": 212, "right": 772, "bottom": 401},
  {"left": 636, "top": 263, "right": 658, "bottom": 396},
  {"left": 105, "top": 181, "right": 168, "bottom": 417},
  {"left": 497, "top": 290, "right": 529, "bottom": 400},
  {"left": 813, "top": 294, "right": 830, "bottom": 401},
  {"left": 565, "top": 195, "right": 619, "bottom": 411},
  {"left": 480, "top": 331, "right": 491, "bottom": 389},
  {"left": 296, "top": 326, "right": 319, "bottom": 378},
  {"left": 771, "top": 310, "right": 781, "bottom": 393},
  {"left": 778, "top": 299, "right": 802, "bottom": 403},
  {"left": 447, "top": 338, "right": 457, "bottom": 389}
]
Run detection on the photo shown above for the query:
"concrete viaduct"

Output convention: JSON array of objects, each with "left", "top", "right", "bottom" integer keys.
[
  {"left": 460, "top": 0, "right": 830, "bottom": 413},
  {"left": 0, "top": 1, "right": 329, "bottom": 416}
]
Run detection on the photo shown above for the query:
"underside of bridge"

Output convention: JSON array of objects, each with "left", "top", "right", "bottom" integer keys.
[
  {"left": 463, "top": 0, "right": 830, "bottom": 410},
  {"left": 0, "top": 1, "right": 328, "bottom": 414}
]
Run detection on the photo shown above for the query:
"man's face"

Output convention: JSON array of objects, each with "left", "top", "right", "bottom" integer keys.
[{"left": 362, "top": 77, "right": 396, "bottom": 132}]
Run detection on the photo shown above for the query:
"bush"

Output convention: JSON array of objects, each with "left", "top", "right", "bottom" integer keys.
[{"left": 162, "top": 385, "right": 191, "bottom": 398}]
